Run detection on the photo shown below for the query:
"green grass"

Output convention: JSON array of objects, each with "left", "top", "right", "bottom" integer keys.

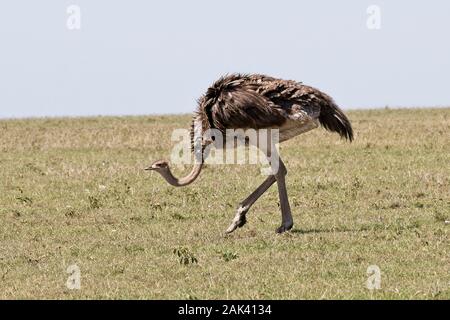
[{"left": 0, "top": 108, "right": 449, "bottom": 299}]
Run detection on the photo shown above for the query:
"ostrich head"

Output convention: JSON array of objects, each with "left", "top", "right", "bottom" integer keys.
[{"left": 145, "top": 160, "right": 169, "bottom": 172}]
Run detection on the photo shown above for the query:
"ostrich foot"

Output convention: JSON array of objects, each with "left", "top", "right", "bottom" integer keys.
[
  {"left": 276, "top": 222, "right": 293, "bottom": 234},
  {"left": 225, "top": 206, "right": 248, "bottom": 234}
]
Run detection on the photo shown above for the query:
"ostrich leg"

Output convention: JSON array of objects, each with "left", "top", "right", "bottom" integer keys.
[
  {"left": 275, "top": 158, "right": 293, "bottom": 233},
  {"left": 225, "top": 156, "right": 289, "bottom": 233},
  {"left": 225, "top": 175, "right": 277, "bottom": 234}
]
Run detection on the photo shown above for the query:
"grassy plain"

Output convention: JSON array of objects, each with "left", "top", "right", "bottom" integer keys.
[{"left": 0, "top": 108, "right": 449, "bottom": 299}]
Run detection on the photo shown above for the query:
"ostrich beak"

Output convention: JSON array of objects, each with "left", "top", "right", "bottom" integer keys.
[{"left": 144, "top": 166, "right": 155, "bottom": 171}]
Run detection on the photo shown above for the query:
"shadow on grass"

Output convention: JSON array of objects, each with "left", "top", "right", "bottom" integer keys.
[
  {"left": 290, "top": 226, "right": 366, "bottom": 235},
  {"left": 291, "top": 222, "right": 420, "bottom": 235}
]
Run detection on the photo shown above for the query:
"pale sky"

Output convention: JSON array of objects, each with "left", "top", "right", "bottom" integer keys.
[{"left": 0, "top": 0, "right": 449, "bottom": 118}]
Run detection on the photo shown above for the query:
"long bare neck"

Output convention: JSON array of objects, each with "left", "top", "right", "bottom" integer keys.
[
  {"left": 158, "top": 163, "right": 203, "bottom": 187},
  {"left": 157, "top": 130, "right": 207, "bottom": 187}
]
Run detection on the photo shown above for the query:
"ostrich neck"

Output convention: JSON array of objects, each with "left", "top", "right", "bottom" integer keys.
[{"left": 158, "top": 163, "right": 203, "bottom": 187}]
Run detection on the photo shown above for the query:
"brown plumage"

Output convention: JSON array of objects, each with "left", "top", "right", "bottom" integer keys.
[
  {"left": 148, "top": 73, "right": 353, "bottom": 234},
  {"left": 191, "top": 73, "right": 353, "bottom": 147}
]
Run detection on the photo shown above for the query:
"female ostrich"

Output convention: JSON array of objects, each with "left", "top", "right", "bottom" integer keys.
[{"left": 146, "top": 74, "right": 353, "bottom": 233}]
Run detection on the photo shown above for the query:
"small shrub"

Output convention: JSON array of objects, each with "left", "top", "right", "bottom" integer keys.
[
  {"left": 88, "top": 195, "right": 101, "bottom": 209},
  {"left": 17, "top": 196, "right": 33, "bottom": 205},
  {"left": 222, "top": 251, "right": 238, "bottom": 262},
  {"left": 173, "top": 247, "right": 198, "bottom": 265},
  {"left": 171, "top": 213, "right": 186, "bottom": 220},
  {"left": 65, "top": 208, "right": 79, "bottom": 218}
]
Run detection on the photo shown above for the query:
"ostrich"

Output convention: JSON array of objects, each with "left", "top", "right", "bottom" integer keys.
[{"left": 146, "top": 74, "right": 353, "bottom": 233}]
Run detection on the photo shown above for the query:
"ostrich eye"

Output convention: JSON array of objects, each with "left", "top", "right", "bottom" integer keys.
[{"left": 157, "top": 162, "right": 168, "bottom": 168}]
